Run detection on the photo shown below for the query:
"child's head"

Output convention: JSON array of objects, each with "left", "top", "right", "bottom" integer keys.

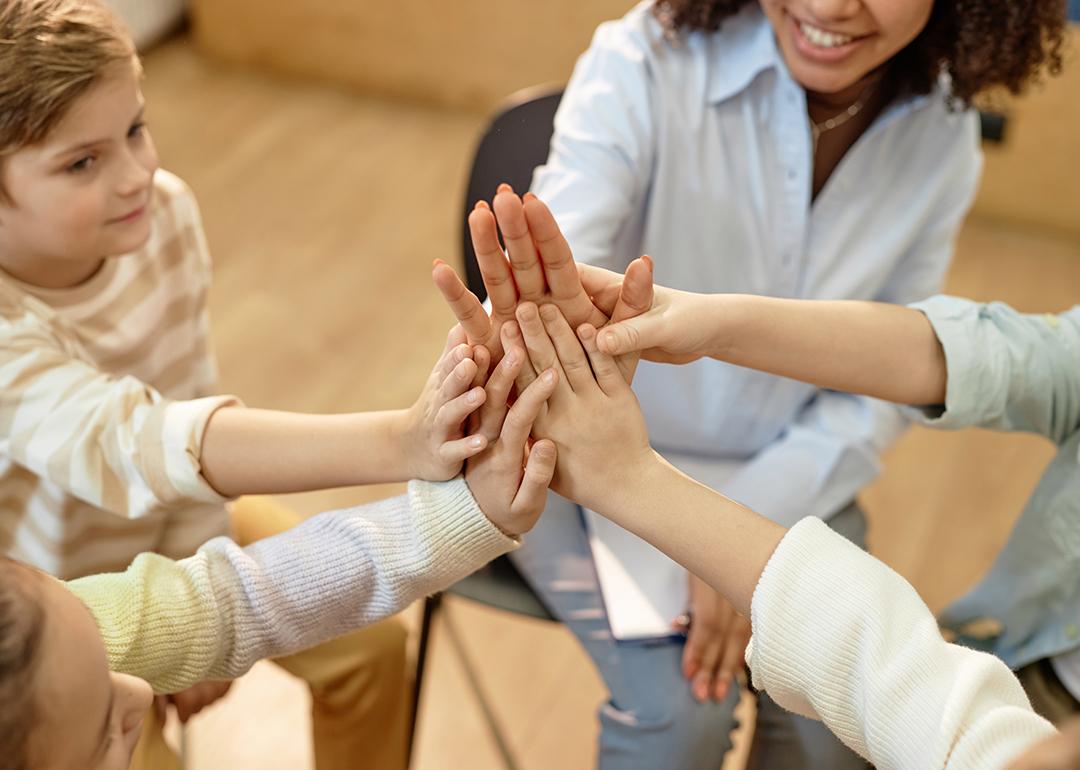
[
  {"left": 654, "top": 0, "right": 1065, "bottom": 102},
  {"left": 0, "top": 558, "right": 151, "bottom": 770},
  {"left": 0, "top": 0, "right": 159, "bottom": 287}
]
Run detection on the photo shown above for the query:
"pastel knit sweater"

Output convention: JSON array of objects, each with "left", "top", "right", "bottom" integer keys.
[
  {"left": 67, "top": 478, "right": 516, "bottom": 694},
  {"left": 747, "top": 517, "right": 1056, "bottom": 769}
]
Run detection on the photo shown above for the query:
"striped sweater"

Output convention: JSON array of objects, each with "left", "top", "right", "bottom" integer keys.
[{"left": 0, "top": 170, "right": 237, "bottom": 579}]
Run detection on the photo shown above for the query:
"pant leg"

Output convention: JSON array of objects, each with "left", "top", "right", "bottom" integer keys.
[
  {"left": 511, "top": 493, "right": 736, "bottom": 770},
  {"left": 1016, "top": 658, "right": 1080, "bottom": 725},
  {"left": 746, "top": 502, "right": 873, "bottom": 770},
  {"left": 128, "top": 705, "right": 183, "bottom": 770},
  {"left": 230, "top": 496, "right": 409, "bottom": 770}
]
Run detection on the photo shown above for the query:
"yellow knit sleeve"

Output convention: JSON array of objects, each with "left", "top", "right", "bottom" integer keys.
[{"left": 66, "top": 551, "right": 229, "bottom": 694}]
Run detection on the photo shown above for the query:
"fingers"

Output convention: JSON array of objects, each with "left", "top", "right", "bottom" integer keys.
[
  {"left": 539, "top": 303, "right": 596, "bottom": 394},
  {"left": 444, "top": 323, "right": 468, "bottom": 352},
  {"left": 509, "top": 438, "right": 557, "bottom": 529},
  {"left": 433, "top": 262, "right": 493, "bottom": 346},
  {"left": 468, "top": 201, "right": 519, "bottom": 319},
  {"left": 683, "top": 620, "right": 726, "bottom": 704},
  {"left": 499, "top": 367, "right": 558, "bottom": 451},
  {"left": 522, "top": 193, "right": 605, "bottom": 327},
  {"left": 433, "top": 338, "right": 473, "bottom": 385},
  {"left": 437, "top": 432, "right": 489, "bottom": 466},
  {"left": 597, "top": 316, "right": 648, "bottom": 357},
  {"left": 475, "top": 345, "right": 523, "bottom": 440},
  {"left": 438, "top": 357, "right": 479, "bottom": 406},
  {"left": 714, "top": 616, "right": 751, "bottom": 702},
  {"left": 516, "top": 302, "right": 565, "bottom": 393},
  {"left": 471, "top": 345, "right": 491, "bottom": 390},
  {"left": 493, "top": 185, "right": 547, "bottom": 303},
  {"left": 577, "top": 263, "right": 625, "bottom": 316},
  {"left": 502, "top": 320, "right": 537, "bottom": 393},
  {"left": 435, "top": 383, "right": 487, "bottom": 435},
  {"left": 577, "top": 324, "right": 628, "bottom": 396}
]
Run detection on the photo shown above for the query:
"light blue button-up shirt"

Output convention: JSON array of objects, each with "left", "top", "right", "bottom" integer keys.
[
  {"left": 913, "top": 296, "right": 1080, "bottom": 673},
  {"left": 532, "top": 1, "right": 983, "bottom": 529}
]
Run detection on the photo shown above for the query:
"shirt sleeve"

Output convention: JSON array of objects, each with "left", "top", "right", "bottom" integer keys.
[
  {"left": 746, "top": 517, "right": 1056, "bottom": 769},
  {"left": 910, "top": 297, "right": 1080, "bottom": 443},
  {"left": 67, "top": 478, "right": 518, "bottom": 693},
  {"left": 0, "top": 302, "right": 238, "bottom": 518},
  {"left": 530, "top": 14, "right": 657, "bottom": 270}
]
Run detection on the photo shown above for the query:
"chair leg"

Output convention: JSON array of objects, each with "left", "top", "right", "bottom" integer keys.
[
  {"left": 408, "top": 592, "right": 442, "bottom": 766},
  {"left": 441, "top": 602, "right": 519, "bottom": 770}
]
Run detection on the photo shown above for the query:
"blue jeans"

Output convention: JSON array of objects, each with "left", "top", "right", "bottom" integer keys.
[{"left": 511, "top": 493, "right": 871, "bottom": 770}]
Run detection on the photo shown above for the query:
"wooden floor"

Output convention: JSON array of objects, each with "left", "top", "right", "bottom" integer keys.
[{"left": 141, "top": 37, "right": 1080, "bottom": 770}]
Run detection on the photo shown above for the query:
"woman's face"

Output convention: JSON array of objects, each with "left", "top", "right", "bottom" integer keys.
[
  {"left": 28, "top": 577, "right": 153, "bottom": 770},
  {"left": 759, "top": 0, "right": 934, "bottom": 95}
]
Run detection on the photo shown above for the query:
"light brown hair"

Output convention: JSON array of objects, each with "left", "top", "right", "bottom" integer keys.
[
  {"left": 0, "top": 559, "right": 45, "bottom": 770},
  {"left": 0, "top": 0, "right": 138, "bottom": 197}
]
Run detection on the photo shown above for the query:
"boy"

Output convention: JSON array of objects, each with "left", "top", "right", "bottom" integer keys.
[{"left": 0, "top": 2, "right": 492, "bottom": 767}]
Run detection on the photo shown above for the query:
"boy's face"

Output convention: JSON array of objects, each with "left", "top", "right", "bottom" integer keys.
[
  {"left": 0, "top": 59, "right": 159, "bottom": 287},
  {"left": 759, "top": 0, "right": 934, "bottom": 96},
  {"left": 30, "top": 576, "right": 153, "bottom": 770}
]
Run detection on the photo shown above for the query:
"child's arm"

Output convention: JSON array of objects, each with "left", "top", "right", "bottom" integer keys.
[
  {"left": 66, "top": 345, "right": 558, "bottom": 693},
  {"left": 198, "top": 325, "right": 492, "bottom": 495},
  {"left": 0, "top": 308, "right": 490, "bottom": 516},
  {"left": 511, "top": 303, "right": 1054, "bottom": 768}
]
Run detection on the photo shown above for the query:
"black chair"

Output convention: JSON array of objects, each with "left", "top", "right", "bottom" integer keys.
[{"left": 408, "top": 86, "right": 564, "bottom": 770}]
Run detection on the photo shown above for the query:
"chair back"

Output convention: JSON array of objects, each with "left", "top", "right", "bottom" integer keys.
[{"left": 461, "top": 86, "right": 564, "bottom": 301}]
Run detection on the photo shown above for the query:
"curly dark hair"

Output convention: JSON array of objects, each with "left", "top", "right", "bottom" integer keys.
[{"left": 652, "top": 0, "right": 1066, "bottom": 103}]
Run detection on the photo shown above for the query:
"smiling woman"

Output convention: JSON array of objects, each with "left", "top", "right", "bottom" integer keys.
[{"left": 654, "top": 0, "right": 1066, "bottom": 102}]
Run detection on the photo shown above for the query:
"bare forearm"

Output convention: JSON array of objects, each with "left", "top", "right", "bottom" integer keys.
[
  {"left": 596, "top": 454, "right": 786, "bottom": 615},
  {"left": 199, "top": 407, "right": 409, "bottom": 497},
  {"left": 715, "top": 296, "right": 947, "bottom": 406}
]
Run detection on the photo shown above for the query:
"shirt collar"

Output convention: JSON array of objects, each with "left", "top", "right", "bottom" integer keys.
[
  {"left": 703, "top": 5, "right": 938, "bottom": 123},
  {"left": 705, "top": 5, "right": 783, "bottom": 106}
]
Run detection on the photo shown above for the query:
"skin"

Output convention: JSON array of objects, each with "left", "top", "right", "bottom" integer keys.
[
  {"left": 0, "top": 59, "right": 158, "bottom": 288},
  {"left": 436, "top": 188, "right": 747, "bottom": 702},
  {"left": 28, "top": 574, "right": 153, "bottom": 770},
  {"left": 757, "top": 0, "right": 935, "bottom": 195},
  {"left": 21, "top": 352, "right": 560, "bottom": 769}
]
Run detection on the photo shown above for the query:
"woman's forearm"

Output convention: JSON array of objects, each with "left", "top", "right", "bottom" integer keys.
[
  {"left": 715, "top": 296, "right": 947, "bottom": 406},
  {"left": 199, "top": 407, "right": 409, "bottom": 497}
]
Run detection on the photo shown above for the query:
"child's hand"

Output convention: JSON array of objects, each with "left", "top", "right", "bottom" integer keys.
[
  {"left": 586, "top": 275, "right": 721, "bottom": 365},
  {"left": 506, "top": 302, "right": 654, "bottom": 512},
  {"left": 464, "top": 343, "right": 559, "bottom": 537},
  {"left": 401, "top": 326, "right": 493, "bottom": 481}
]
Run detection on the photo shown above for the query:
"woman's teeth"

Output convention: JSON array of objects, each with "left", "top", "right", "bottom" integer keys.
[{"left": 799, "top": 21, "right": 856, "bottom": 48}]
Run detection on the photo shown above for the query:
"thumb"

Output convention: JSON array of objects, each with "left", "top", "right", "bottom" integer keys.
[{"left": 610, "top": 255, "right": 654, "bottom": 323}]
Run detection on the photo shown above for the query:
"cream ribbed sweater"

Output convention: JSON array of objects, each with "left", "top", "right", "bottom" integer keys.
[
  {"left": 67, "top": 479, "right": 515, "bottom": 694},
  {"left": 746, "top": 518, "right": 1056, "bottom": 769}
]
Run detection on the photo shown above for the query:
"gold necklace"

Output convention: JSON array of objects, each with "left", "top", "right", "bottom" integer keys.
[{"left": 809, "top": 81, "right": 878, "bottom": 153}]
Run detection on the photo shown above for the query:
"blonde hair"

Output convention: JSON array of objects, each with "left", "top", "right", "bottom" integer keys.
[{"left": 0, "top": 0, "right": 138, "bottom": 189}]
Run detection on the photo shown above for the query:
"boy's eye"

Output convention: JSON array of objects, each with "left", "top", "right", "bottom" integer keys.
[
  {"left": 67, "top": 156, "right": 95, "bottom": 173},
  {"left": 128, "top": 121, "right": 146, "bottom": 139}
]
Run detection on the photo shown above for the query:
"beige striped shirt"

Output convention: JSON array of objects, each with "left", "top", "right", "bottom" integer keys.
[{"left": 0, "top": 170, "right": 238, "bottom": 579}]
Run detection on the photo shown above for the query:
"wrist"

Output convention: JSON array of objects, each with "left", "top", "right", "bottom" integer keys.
[
  {"left": 585, "top": 448, "right": 667, "bottom": 516},
  {"left": 705, "top": 294, "right": 754, "bottom": 361},
  {"left": 384, "top": 408, "right": 416, "bottom": 481}
]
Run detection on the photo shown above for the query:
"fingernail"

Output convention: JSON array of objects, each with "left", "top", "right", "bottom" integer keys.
[
  {"left": 716, "top": 681, "right": 729, "bottom": 701},
  {"left": 470, "top": 436, "right": 485, "bottom": 448},
  {"left": 497, "top": 183, "right": 513, "bottom": 194},
  {"left": 523, "top": 192, "right": 537, "bottom": 202},
  {"left": 539, "top": 304, "right": 558, "bottom": 321},
  {"left": 474, "top": 200, "right": 489, "bottom": 211},
  {"left": 503, "top": 350, "right": 517, "bottom": 367},
  {"left": 467, "top": 389, "right": 480, "bottom": 404},
  {"left": 542, "top": 369, "right": 556, "bottom": 384}
]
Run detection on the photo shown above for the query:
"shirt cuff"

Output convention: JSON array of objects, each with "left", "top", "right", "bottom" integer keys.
[
  {"left": 907, "top": 295, "right": 999, "bottom": 429},
  {"left": 139, "top": 395, "right": 242, "bottom": 504}
]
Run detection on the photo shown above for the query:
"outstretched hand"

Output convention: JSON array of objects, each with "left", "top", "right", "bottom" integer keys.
[{"left": 432, "top": 184, "right": 654, "bottom": 382}]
